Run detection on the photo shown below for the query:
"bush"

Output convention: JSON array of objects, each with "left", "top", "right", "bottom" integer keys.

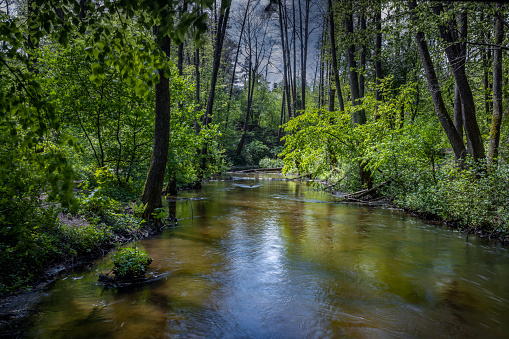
[
  {"left": 111, "top": 247, "right": 152, "bottom": 280},
  {"left": 259, "top": 157, "right": 284, "bottom": 168}
]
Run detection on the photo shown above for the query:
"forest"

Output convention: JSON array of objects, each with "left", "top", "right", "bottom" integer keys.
[{"left": 0, "top": 0, "right": 508, "bottom": 296}]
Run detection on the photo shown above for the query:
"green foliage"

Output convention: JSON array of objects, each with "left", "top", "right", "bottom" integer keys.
[
  {"left": 244, "top": 140, "right": 270, "bottom": 166},
  {"left": 259, "top": 157, "right": 284, "bottom": 168},
  {"left": 396, "top": 162, "right": 509, "bottom": 233},
  {"left": 111, "top": 247, "right": 152, "bottom": 280}
]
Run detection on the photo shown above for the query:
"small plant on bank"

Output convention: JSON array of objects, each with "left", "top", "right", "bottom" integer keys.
[{"left": 111, "top": 247, "right": 152, "bottom": 280}]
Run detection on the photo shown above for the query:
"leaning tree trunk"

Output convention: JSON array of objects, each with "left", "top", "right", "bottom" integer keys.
[
  {"left": 433, "top": 4, "right": 485, "bottom": 162},
  {"left": 142, "top": 34, "right": 172, "bottom": 220},
  {"left": 408, "top": 0, "right": 466, "bottom": 163}
]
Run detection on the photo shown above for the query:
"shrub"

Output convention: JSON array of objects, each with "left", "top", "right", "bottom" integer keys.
[
  {"left": 259, "top": 157, "right": 284, "bottom": 168},
  {"left": 111, "top": 247, "right": 152, "bottom": 280}
]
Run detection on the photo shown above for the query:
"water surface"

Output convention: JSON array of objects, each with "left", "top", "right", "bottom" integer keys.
[{"left": 26, "top": 176, "right": 509, "bottom": 338}]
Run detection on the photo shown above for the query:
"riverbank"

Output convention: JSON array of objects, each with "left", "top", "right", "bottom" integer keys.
[
  {"left": 0, "top": 179, "right": 175, "bottom": 337},
  {"left": 0, "top": 212, "right": 164, "bottom": 336}
]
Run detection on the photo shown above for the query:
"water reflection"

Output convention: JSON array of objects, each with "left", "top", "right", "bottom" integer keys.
[{"left": 26, "top": 176, "right": 509, "bottom": 338}]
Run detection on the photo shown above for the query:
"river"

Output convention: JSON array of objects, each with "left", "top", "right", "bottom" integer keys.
[{"left": 25, "top": 175, "right": 509, "bottom": 338}]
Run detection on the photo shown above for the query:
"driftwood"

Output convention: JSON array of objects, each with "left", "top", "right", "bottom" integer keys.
[
  {"left": 342, "top": 180, "right": 390, "bottom": 201},
  {"left": 235, "top": 167, "right": 283, "bottom": 173}
]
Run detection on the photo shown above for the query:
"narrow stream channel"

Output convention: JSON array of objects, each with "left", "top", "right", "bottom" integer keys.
[{"left": 26, "top": 175, "right": 509, "bottom": 338}]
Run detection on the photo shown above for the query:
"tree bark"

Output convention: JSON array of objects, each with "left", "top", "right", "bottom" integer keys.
[
  {"left": 236, "top": 67, "right": 256, "bottom": 156},
  {"left": 199, "top": 1, "right": 231, "bottom": 181},
  {"left": 374, "top": 1, "right": 382, "bottom": 120},
  {"left": 225, "top": 0, "right": 251, "bottom": 132},
  {"left": 433, "top": 4, "right": 485, "bottom": 162},
  {"left": 278, "top": 0, "right": 292, "bottom": 120},
  {"left": 345, "top": 12, "right": 364, "bottom": 123},
  {"left": 488, "top": 5, "right": 504, "bottom": 165},
  {"left": 453, "top": 82, "right": 463, "bottom": 141},
  {"left": 141, "top": 34, "right": 172, "bottom": 220},
  {"left": 408, "top": 0, "right": 466, "bottom": 162},
  {"left": 345, "top": 4, "right": 370, "bottom": 188},
  {"left": 359, "top": 13, "right": 366, "bottom": 99},
  {"left": 300, "top": 0, "right": 310, "bottom": 110},
  {"left": 327, "top": 0, "right": 344, "bottom": 111}
]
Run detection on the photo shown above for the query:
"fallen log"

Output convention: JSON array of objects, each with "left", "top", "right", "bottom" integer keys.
[
  {"left": 235, "top": 167, "right": 283, "bottom": 173},
  {"left": 343, "top": 180, "right": 390, "bottom": 200}
]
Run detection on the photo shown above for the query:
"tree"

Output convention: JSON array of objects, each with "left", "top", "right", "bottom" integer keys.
[
  {"left": 327, "top": 0, "right": 345, "bottom": 111},
  {"left": 199, "top": 0, "right": 231, "bottom": 181},
  {"left": 432, "top": 3, "right": 485, "bottom": 163},
  {"left": 488, "top": 3, "right": 504, "bottom": 166},
  {"left": 408, "top": 0, "right": 467, "bottom": 162}
]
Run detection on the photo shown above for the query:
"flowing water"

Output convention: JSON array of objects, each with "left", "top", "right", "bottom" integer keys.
[{"left": 25, "top": 175, "right": 509, "bottom": 338}]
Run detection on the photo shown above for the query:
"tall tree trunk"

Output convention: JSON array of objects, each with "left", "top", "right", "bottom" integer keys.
[
  {"left": 194, "top": 47, "right": 201, "bottom": 135},
  {"left": 278, "top": 0, "right": 292, "bottom": 120},
  {"left": 328, "top": 63, "right": 335, "bottom": 112},
  {"left": 292, "top": 0, "right": 297, "bottom": 114},
  {"left": 318, "top": 19, "right": 326, "bottom": 108},
  {"left": 199, "top": 1, "right": 231, "bottom": 181},
  {"left": 225, "top": 0, "right": 251, "bottom": 132},
  {"left": 453, "top": 10, "right": 467, "bottom": 141},
  {"left": 166, "top": 4, "right": 188, "bottom": 196},
  {"left": 345, "top": 6, "right": 370, "bottom": 188},
  {"left": 453, "top": 83, "right": 463, "bottom": 141},
  {"left": 278, "top": 90, "right": 286, "bottom": 139},
  {"left": 488, "top": 5, "right": 504, "bottom": 165},
  {"left": 408, "top": 0, "right": 466, "bottom": 162},
  {"left": 374, "top": 1, "right": 382, "bottom": 120},
  {"left": 142, "top": 34, "right": 172, "bottom": 220},
  {"left": 299, "top": 0, "right": 310, "bottom": 110},
  {"left": 345, "top": 12, "right": 364, "bottom": 123},
  {"left": 327, "top": 0, "right": 344, "bottom": 111},
  {"left": 359, "top": 13, "right": 366, "bottom": 99},
  {"left": 433, "top": 4, "right": 485, "bottom": 162},
  {"left": 236, "top": 67, "right": 256, "bottom": 156}
]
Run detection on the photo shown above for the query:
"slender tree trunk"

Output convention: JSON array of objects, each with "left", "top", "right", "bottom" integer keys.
[
  {"left": 278, "top": 90, "right": 286, "bottom": 139},
  {"left": 328, "top": 63, "right": 335, "bottom": 112},
  {"left": 299, "top": 0, "right": 310, "bottom": 110},
  {"left": 278, "top": 0, "right": 292, "bottom": 120},
  {"left": 453, "top": 10, "right": 467, "bottom": 141},
  {"left": 142, "top": 34, "right": 172, "bottom": 220},
  {"left": 292, "top": 0, "right": 297, "bottom": 114},
  {"left": 327, "top": 0, "right": 344, "bottom": 111},
  {"left": 481, "top": 11, "right": 491, "bottom": 117},
  {"left": 374, "top": 1, "right": 382, "bottom": 120},
  {"left": 345, "top": 12, "right": 363, "bottom": 122},
  {"left": 345, "top": 5, "right": 370, "bottom": 188},
  {"left": 236, "top": 68, "right": 256, "bottom": 156},
  {"left": 199, "top": 1, "right": 231, "bottom": 181},
  {"left": 488, "top": 5, "right": 504, "bottom": 165},
  {"left": 194, "top": 47, "right": 201, "bottom": 135},
  {"left": 359, "top": 13, "right": 366, "bottom": 99},
  {"left": 225, "top": 0, "right": 251, "bottom": 132},
  {"left": 408, "top": 0, "right": 466, "bottom": 162}
]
